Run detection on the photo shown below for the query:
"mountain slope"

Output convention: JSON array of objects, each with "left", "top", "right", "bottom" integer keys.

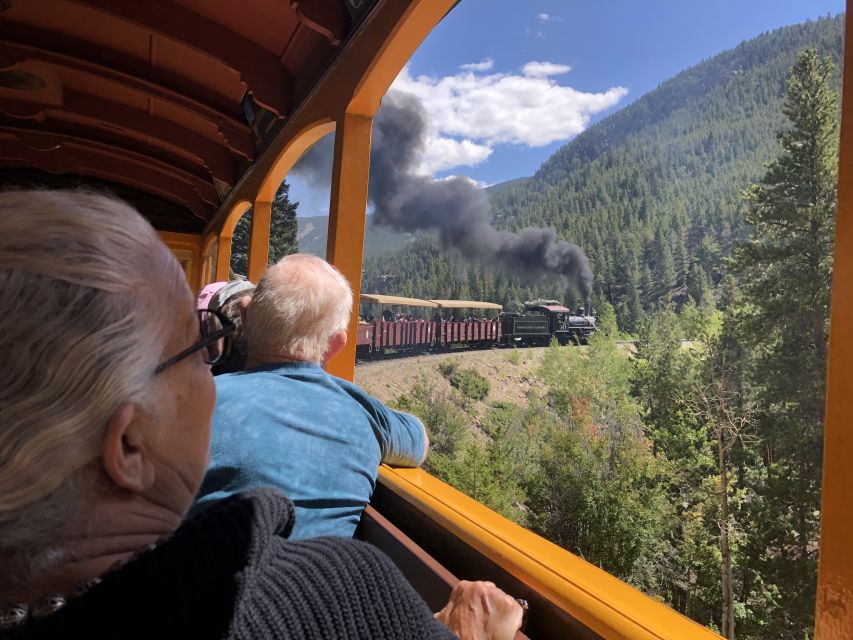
[
  {"left": 489, "top": 15, "right": 844, "bottom": 327},
  {"left": 361, "top": 15, "right": 844, "bottom": 329}
]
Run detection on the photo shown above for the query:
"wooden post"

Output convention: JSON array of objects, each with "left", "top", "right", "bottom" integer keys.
[
  {"left": 200, "top": 233, "right": 217, "bottom": 285},
  {"left": 215, "top": 232, "right": 232, "bottom": 281},
  {"left": 247, "top": 199, "right": 272, "bottom": 283},
  {"left": 815, "top": 7, "right": 853, "bottom": 639},
  {"left": 324, "top": 112, "right": 373, "bottom": 380}
]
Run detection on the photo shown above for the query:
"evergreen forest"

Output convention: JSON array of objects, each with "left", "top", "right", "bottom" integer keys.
[
  {"left": 361, "top": 16, "right": 844, "bottom": 333},
  {"left": 392, "top": 40, "right": 839, "bottom": 640}
]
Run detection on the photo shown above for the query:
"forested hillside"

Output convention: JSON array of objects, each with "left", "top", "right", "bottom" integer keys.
[
  {"left": 374, "top": 44, "right": 840, "bottom": 638},
  {"left": 362, "top": 15, "right": 844, "bottom": 330},
  {"left": 355, "top": 21, "right": 844, "bottom": 639}
]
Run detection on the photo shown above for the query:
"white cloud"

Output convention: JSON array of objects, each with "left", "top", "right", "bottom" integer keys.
[
  {"left": 390, "top": 63, "right": 628, "bottom": 168},
  {"left": 419, "top": 136, "right": 493, "bottom": 175},
  {"left": 521, "top": 61, "right": 571, "bottom": 78},
  {"left": 460, "top": 58, "right": 494, "bottom": 72},
  {"left": 537, "top": 13, "right": 551, "bottom": 22},
  {"left": 439, "top": 174, "right": 492, "bottom": 189}
]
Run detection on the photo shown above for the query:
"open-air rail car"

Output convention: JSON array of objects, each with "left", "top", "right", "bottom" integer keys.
[
  {"left": 357, "top": 294, "right": 501, "bottom": 357},
  {"left": 2, "top": 2, "right": 852, "bottom": 638}
]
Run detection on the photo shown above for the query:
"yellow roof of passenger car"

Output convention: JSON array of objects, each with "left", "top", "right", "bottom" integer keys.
[
  {"left": 429, "top": 300, "right": 503, "bottom": 310},
  {"left": 360, "top": 294, "right": 438, "bottom": 308}
]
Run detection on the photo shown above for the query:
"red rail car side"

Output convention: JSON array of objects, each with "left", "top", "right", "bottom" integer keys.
[{"left": 356, "top": 319, "right": 501, "bottom": 357}]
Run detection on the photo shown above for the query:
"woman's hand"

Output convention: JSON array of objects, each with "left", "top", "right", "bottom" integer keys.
[{"left": 434, "top": 580, "right": 524, "bottom": 640}]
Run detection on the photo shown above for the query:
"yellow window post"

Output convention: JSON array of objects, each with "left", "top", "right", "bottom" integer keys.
[
  {"left": 215, "top": 233, "right": 232, "bottom": 282},
  {"left": 325, "top": 112, "right": 373, "bottom": 381},
  {"left": 247, "top": 199, "right": 272, "bottom": 283},
  {"left": 815, "top": 8, "right": 853, "bottom": 638}
]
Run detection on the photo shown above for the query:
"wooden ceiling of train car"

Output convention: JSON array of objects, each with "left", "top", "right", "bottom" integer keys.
[{"left": 0, "top": 0, "right": 368, "bottom": 232}]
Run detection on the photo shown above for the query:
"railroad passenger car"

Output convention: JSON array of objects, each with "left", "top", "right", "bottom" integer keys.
[
  {"left": 357, "top": 294, "right": 438, "bottom": 357},
  {"left": 356, "top": 294, "right": 501, "bottom": 357}
]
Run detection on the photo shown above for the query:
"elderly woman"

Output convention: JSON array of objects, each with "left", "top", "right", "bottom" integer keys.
[{"left": 0, "top": 191, "right": 521, "bottom": 639}]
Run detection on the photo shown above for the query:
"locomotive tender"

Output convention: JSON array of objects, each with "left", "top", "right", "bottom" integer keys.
[{"left": 501, "top": 301, "right": 597, "bottom": 347}]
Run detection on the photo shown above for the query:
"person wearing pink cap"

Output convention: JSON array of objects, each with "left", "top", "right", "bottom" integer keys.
[
  {"left": 196, "top": 280, "right": 256, "bottom": 374},
  {"left": 196, "top": 281, "right": 227, "bottom": 310}
]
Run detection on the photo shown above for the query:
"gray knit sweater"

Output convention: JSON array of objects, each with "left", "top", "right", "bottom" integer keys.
[{"left": 6, "top": 489, "right": 457, "bottom": 639}]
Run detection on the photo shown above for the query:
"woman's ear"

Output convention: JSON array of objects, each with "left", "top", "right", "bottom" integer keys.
[{"left": 101, "top": 403, "right": 156, "bottom": 493}]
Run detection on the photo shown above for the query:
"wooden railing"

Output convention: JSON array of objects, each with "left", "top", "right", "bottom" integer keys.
[{"left": 372, "top": 466, "right": 723, "bottom": 640}]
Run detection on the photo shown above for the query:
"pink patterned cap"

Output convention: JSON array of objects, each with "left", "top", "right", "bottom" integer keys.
[{"left": 196, "top": 281, "right": 227, "bottom": 310}]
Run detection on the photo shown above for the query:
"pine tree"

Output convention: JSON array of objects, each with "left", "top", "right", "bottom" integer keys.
[
  {"left": 269, "top": 182, "right": 300, "bottom": 261},
  {"left": 731, "top": 48, "right": 838, "bottom": 639},
  {"left": 230, "top": 213, "right": 250, "bottom": 277},
  {"left": 672, "top": 224, "right": 688, "bottom": 288},
  {"left": 639, "top": 263, "right": 654, "bottom": 306},
  {"left": 623, "top": 279, "right": 643, "bottom": 334},
  {"left": 686, "top": 261, "right": 712, "bottom": 306},
  {"left": 230, "top": 181, "right": 299, "bottom": 277},
  {"left": 653, "top": 226, "right": 677, "bottom": 298}
]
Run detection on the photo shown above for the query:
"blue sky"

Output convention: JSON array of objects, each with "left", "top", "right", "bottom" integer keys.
[{"left": 290, "top": 0, "right": 844, "bottom": 215}]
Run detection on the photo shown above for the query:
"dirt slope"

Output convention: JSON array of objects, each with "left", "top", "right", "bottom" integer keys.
[{"left": 354, "top": 346, "right": 549, "bottom": 410}]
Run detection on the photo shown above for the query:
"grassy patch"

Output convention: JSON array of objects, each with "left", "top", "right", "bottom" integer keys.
[{"left": 505, "top": 348, "right": 522, "bottom": 365}]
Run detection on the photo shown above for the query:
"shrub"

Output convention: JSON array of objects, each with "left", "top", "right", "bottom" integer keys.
[
  {"left": 437, "top": 360, "right": 457, "bottom": 377},
  {"left": 449, "top": 367, "right": 490, "bottom": 401},
  {"left": 394, "top": 379, "right": 468, "bottom": 458}
]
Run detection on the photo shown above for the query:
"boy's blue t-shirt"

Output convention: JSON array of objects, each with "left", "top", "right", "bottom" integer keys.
[{"left": 193, "top": 361, "right": 426, "bottom": 539}]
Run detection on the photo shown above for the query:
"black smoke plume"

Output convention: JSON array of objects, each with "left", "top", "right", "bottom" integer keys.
[{"left": 292, "top": 91, "right": 593, "bottom": 299}]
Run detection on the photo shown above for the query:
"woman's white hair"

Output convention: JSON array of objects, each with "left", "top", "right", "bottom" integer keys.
[
  {"left": 0, "top": 190, "right": 181, "bottom": 585},
  {"left": 246, "top": 254, "right": 352, "bottom": 363}
]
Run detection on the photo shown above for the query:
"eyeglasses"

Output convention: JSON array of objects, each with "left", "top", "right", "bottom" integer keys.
[{"left": 154, "top": 309, "right": 236, "bottom": 375}]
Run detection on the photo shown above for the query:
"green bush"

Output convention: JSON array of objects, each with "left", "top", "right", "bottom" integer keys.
[
  {"left": 447, "top": 367, "right": 490, "bottom": 401},
  {"left": 437, "top": 360, "right": 457, "bottom": 377},
  {"left": 394, "top": 380, "right": 468, "bottom": 458}
]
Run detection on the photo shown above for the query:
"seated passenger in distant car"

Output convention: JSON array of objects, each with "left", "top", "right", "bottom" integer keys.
[{"left": 192, "top": 254, "right": 429, "bottom": 538}]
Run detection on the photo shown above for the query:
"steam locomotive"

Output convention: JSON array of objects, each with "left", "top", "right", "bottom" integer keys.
[
  {"left": 356, "top": 295, "right": 596, "bottom": 358},
  {"left": 501, "top": 301, "right": 597, "bottom": 347}
]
